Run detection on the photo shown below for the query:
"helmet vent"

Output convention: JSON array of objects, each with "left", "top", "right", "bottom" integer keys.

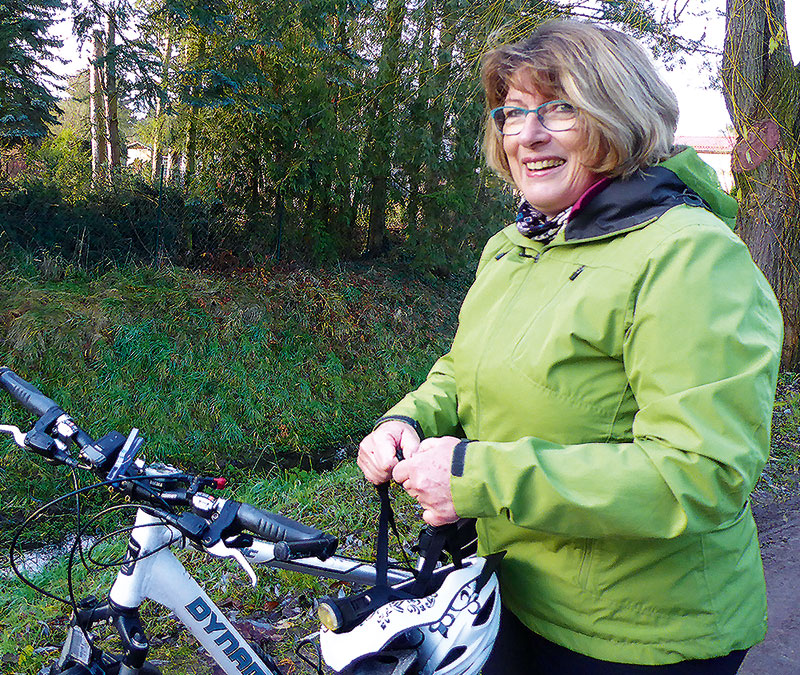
[
  {"left": 437, "top": 645, "right": 467, "bottom": 670},
  {"left": 472, "top": 591, "right": 496, "bottom": 626}
]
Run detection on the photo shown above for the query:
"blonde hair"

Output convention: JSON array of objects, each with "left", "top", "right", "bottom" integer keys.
[{"left": 482, "top": 20, "right": 678, "bottom": 181}]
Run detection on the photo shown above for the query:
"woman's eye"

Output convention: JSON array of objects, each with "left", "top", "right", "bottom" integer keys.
[{"left": 505, "top": 108, "right": 525, "bottom": 119}]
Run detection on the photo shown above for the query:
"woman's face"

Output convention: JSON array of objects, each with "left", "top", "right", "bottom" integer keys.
[{"left": 502, "top": 83, "right": 601, "bottom": 217}]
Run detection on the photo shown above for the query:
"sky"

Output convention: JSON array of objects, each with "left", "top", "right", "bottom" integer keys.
[{"left": 47, "top": 1, "right": 800, "bottom": 137}]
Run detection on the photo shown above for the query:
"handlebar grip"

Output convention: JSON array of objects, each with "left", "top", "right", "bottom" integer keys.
[
  {"left": 0, "top": 368, "right": 60, "bottom": 416},
  {"left": 274, "top": 537, "right": 338, "bottom": 561},
  {"left": 235, "top": 503, "right": 336, "bottom": 547}
]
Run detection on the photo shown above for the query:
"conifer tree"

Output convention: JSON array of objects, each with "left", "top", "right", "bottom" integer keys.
[{"left": 0, "top": 0, "right": 64, "bottom": 146}]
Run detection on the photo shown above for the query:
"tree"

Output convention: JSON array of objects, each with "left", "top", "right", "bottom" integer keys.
[
  {"left": 721, "top": 0, "right": 800, "bottom": 370},
  {"left": 89, "top": 29, "right": 109, "bottom": 182},
  {"left": 0, "top": 0, "right": 64, "bottom": 148}
]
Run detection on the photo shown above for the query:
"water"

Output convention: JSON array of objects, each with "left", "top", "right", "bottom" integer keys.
[{"left": 2, "top": 534, "right": 100, "bottom": 578}]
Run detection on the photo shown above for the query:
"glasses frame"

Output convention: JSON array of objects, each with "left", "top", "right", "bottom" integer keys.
[{"left": 490, "top": 100, "right": 577, "bottom": 135}]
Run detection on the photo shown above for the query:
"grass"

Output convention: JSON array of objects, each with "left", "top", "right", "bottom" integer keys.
[
  {"left": 0, "top": 257, "right": 465, "bottom": 550},
  {"left": 0, "top": 257, "right": 458, "bottom": 674}
]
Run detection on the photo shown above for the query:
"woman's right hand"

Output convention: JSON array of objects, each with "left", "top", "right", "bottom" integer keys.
[{"left": 357, "top": 420, "right": 421, "bottom": 485}]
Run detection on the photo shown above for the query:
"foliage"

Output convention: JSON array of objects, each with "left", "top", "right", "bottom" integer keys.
[
  {"left": 0, "top": 172, "right": 183, "bottom": 262},
  {"left": 24, "top": 127, "right": 92, "bottom": 194},
  {"left": 54, "top": 70, "right": 138, "bottom": 144},
  {"left": 0, "top": 0, "right": 64, "bottom": 144}
]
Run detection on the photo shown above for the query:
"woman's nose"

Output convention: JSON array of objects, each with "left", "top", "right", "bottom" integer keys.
[{"left": 516, "top": 112, "right": 550, "bottom": 144}]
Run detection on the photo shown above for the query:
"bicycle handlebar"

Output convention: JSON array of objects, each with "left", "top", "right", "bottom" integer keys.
[
  {"left": 235, "top": 503, "right": 337, "bottom": 559},
  {"left": 0, "top": 368, "right": 60, "bottom": 416}
]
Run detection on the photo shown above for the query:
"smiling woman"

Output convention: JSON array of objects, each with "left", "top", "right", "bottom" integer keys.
[{"left": 356, "top": 18, "right": 783, "bottom": 675}]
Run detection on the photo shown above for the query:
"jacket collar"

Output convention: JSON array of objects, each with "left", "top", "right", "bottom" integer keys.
[{"left": 564, "top": 166, "right": 703, "bottom": 242}]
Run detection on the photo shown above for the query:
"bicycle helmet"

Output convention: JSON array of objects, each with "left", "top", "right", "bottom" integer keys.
[{"left": 320, "top": 555, "right": 501, "bottom": 675}]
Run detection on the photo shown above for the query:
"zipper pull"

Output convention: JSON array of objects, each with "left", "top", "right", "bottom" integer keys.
[
  {"left": 519, "top": 249, "right": 540, "bottom": 261},
  {"left": 569, "top": 265, "right": 585, "bottom": 281}
]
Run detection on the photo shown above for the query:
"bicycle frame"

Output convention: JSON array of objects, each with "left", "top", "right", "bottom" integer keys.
[{"left": 89, "top": 508, "right": 411, "bottom": 675}]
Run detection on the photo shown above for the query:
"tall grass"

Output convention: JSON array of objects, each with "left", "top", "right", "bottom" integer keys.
[{"left": 0, "top": 257, "right": 467, "bottom": 548}]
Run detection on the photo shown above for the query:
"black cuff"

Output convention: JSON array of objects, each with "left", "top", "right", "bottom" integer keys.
[
  {"left": 451, "top": 439, "right": 472, "bottom": 477},
  {"left": 373, "top": 415, "right": 424, "bottom": 439}
]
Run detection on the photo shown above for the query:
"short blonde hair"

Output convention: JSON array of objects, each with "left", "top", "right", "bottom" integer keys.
[{"left": 482, "top": 20, "right": 679, "bottom": 181}]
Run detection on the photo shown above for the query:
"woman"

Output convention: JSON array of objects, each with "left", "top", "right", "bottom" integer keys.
[{"left": 358, "top": 20, "right": 783, "bottom": 674}]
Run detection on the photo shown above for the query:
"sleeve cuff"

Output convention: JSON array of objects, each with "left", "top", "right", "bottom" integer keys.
[
  {"left": 451, "top": 439, "right": 471, "bottom": 477},
  {"left": 373, "top": 415, "right": 424, "bottom": 439}
]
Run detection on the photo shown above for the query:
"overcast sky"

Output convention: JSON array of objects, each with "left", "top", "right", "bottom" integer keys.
[{"left": 47, "top": 1, "right": 800, "bottom": 137}]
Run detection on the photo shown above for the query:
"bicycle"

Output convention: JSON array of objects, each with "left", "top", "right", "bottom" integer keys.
[{"left": 0, "top": 367, "right": 436, "bottom": 675}]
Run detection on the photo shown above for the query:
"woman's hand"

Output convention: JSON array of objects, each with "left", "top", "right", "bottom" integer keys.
[
  {"left": 393, "top": 436, "right": 460, "bottom": 526},
  {"left": 357, "top": 420, "right": 421, "bottom": 485}
]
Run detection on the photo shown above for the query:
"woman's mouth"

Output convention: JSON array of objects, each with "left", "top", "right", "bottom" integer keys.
[{"left": 524, "top": 158, "right": 565, "bottom": 171}]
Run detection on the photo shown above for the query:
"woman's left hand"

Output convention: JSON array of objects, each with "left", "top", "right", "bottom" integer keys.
[{"left": 392, "top": 436, "right": 460, "bottom": 526}]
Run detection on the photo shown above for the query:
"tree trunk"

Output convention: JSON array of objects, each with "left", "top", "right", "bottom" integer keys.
[
  {"left": 89, "top": 29, "right": 108, "bottom": 185},
  {"left": 404, "top": 0, "right": 434, "bottom": 238},
  {"left": 422, "top": 0, "right": 456, "bottom": 218},
  {"left": 364, "top": 0, "right": 407, "bottom": 256},
  {"left": 152, "top": 30, "right": 173, "bottom": 184},
  {"left": 722, "top": 0, "right": 800, "bottom": 370},
  {"left": 103, "top": 15, "right": 121, "bottom": 171},
  {"left": 182, "top": 38, "right": 205, "bottom": 191}
]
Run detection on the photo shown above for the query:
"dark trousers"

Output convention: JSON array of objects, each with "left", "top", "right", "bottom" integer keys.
[{"left": 482, "top": 606, "right": 748, "bottom": 675}]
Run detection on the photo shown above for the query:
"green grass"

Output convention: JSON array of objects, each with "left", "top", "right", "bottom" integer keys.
[
  {"left": 0, "top": 257, "right": 458, "bottom": 673},
  {"left": 0, "top": 258, "right": 465, "bottom": 549}
]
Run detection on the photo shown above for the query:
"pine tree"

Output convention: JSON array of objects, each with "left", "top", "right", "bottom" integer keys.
[{"left": 0, "top": 0, "right": 64, "bottom": 146}]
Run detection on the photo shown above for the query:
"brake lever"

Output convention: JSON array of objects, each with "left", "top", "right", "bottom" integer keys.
[
  {"left": 0, "top": 424, "right": 27, "bottom": 447},
  {"left": 205, "top": 539, "right": 258, "bottom": 587}
]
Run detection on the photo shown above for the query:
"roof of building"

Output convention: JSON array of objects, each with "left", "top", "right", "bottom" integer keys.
[{"left": 675, "top": 135, "right": 735, "bottom": 154}]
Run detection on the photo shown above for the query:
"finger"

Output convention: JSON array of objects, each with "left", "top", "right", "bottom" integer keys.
[
  {"left": 398, "top": 432, "right": 422, "bottom": 459},
  {"left": 392, "top": 460, "right": 409, "bottom": 485}
]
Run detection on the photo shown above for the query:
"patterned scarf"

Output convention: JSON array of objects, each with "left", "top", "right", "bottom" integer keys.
[{"left": 515, "top": 199, "right": 571, "bottom": 243}]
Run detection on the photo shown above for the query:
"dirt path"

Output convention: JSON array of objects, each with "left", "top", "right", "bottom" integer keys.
[{"left": 740, "top": 496, "right": 800, "bottom": 673}]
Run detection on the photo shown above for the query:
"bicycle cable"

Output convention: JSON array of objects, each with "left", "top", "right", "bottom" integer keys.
[{"left": 9, "top": 473, "right": 186, "bottom": 606}]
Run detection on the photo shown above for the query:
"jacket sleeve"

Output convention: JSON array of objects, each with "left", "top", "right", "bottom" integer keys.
[
  {"left": 450, "top": 222, "right": 783, "bottom": 539},
  {"left": 380, "top": 235, "right": 509, "bottom": 439}
]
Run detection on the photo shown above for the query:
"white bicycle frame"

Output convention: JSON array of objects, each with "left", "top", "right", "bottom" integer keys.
[{"left": 101, "top": 505, "right": 411, "bottom": 675}]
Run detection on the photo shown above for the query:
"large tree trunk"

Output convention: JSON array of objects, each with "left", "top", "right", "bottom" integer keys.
[
  {"left": 722, "top": 0, "right": 800, "bottom": 370},
  {"left": 151, "top": 31, "right": 173, "bottom": 184},
  {"left": 104, "top": 15, "right": 121, "bottom": 171},
  {"left": 89, "top": 29, "right": 108, "bottom": 185}
]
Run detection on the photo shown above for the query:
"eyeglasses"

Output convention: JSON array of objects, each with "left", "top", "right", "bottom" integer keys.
[{"left": 490, "top": 100, "right": 577, "bottom": 135}]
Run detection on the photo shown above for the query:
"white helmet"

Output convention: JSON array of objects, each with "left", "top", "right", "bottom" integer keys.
[{"left": 320, "top": 556, "right": 501, "bottom": 675}]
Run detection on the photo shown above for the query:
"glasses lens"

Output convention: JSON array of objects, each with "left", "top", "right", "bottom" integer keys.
[
  {"left": 540, "top": 101, "right": 576, "bottom": 131},
  {"left": 493, "top": 107, "right": 527, "bottom": 135}
]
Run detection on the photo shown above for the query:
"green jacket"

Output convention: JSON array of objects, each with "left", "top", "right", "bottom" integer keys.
[{"left": 383, "top": 149, "right": 783, "bottom": 664}]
